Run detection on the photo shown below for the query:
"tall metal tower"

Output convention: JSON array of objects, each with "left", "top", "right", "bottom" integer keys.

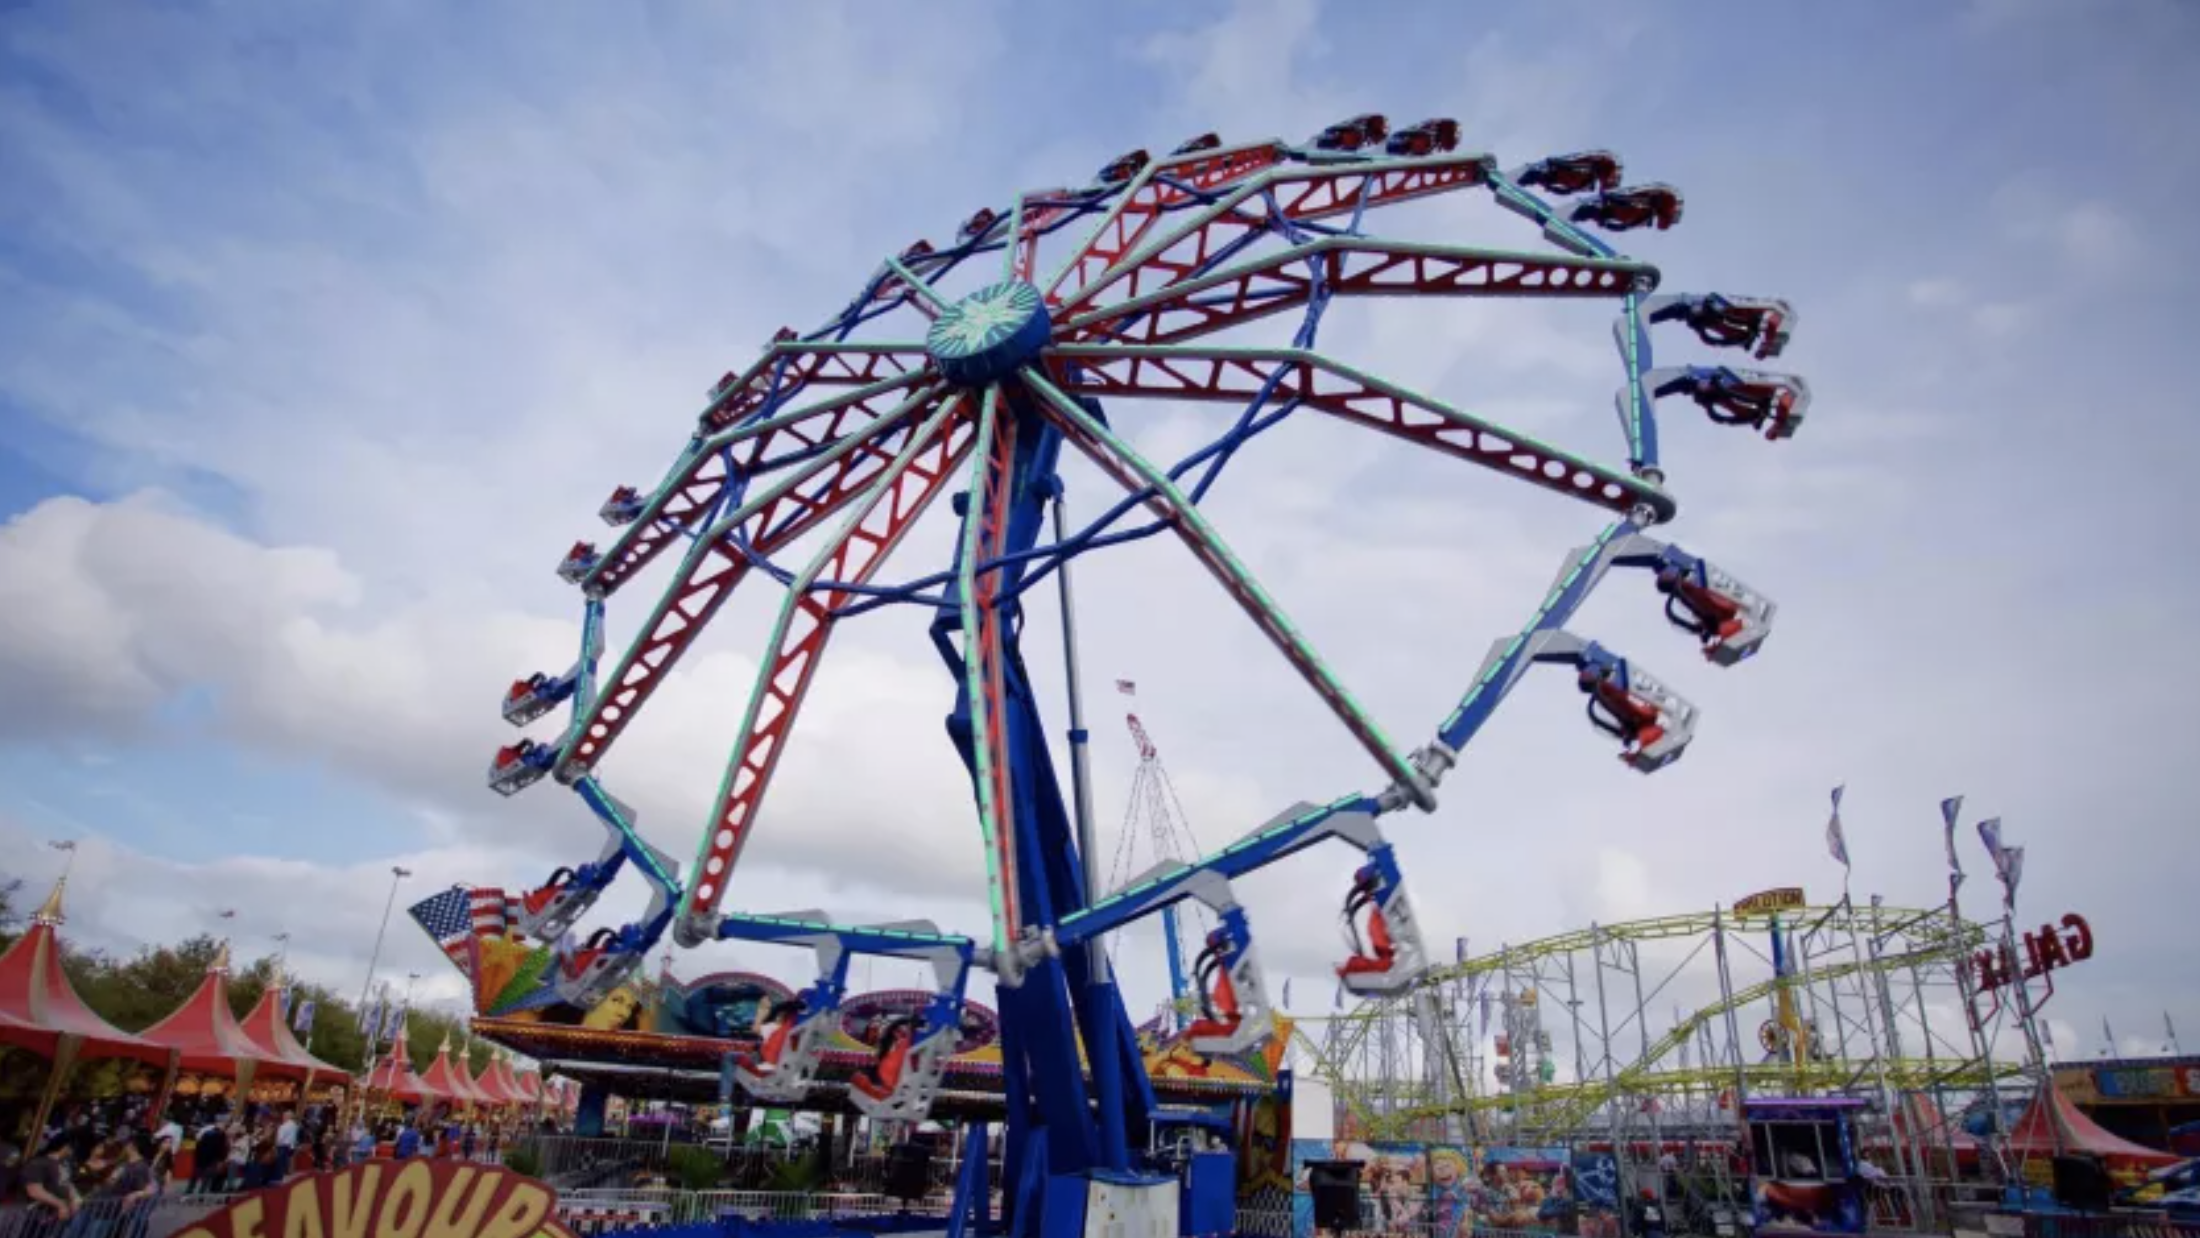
[{"left": 1104, "top": 684, "right": 1208, "bottom": 1029}]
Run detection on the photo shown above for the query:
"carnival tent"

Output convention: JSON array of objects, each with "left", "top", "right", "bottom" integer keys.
[
  {"left": 357, "top": 1023, "right": 442, "bottom": 1103},
  {"left": 456, "top": 1048, "right": 512, "bottom": 1107},
  {"left": 472, "top": 1050, "right": 524, "bottom": 1106},
  {"left": 0, "top": 879, "right": 177, "bottom": 1133},
  {"left": 1880, "top": 1093, "right": 1982, "bottom": 1164},
  {"left": 2006, "top": 1084, "right": 2179, "bottom": 1182},
  {"left": 418, "top": 1038, "right": 489, "bottom": 1106},
  {"left": 135, "top": 942, "right": 310, "bottom": 1088},
  {"left": 237, "top": 982, "right": 350, "bottom": 1085},
  {"left": 0, "top": 879, "right": 171, "bottom": 1066}
]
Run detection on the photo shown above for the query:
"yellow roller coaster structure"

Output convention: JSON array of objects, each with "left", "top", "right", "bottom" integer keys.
[{"left": 1291, "top": 900, "right": 2031, "bottom": 1144}]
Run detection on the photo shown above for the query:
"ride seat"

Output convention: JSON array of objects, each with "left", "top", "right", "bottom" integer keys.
[
  {"left": 1181, "top": 970, "right": 1242, "bottom": 1044},
  {"left": 1339, "top": 907, "right": 1396, "bottom": 977},
  {"left": 852, "top": 1031, "right": 913, "bottom": 1101}
]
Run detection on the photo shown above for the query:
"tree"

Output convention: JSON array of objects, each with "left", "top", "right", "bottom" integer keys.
[{"left": 0, "top": 873, "right": 25, "bottom": 950}]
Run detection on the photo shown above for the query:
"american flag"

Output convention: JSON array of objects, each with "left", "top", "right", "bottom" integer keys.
[
  {"left": 409, "top": 887, "right": 477, "bottom": 979},
  {"left": 470, "top": 888, "right": 517, "bottom": 939}
]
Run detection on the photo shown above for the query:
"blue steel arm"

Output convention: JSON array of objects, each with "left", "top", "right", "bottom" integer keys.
[{"left": 1056, "top": 795, "right": 1380, "bottom": 948}]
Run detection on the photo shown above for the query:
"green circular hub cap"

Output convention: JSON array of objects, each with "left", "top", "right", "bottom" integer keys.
[{"left": 926, "top": 280, "right": 1051, "bottom": 388}]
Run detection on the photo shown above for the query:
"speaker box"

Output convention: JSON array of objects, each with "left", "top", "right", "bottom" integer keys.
[
  {"left": 1307, "top": 1160, "right": 1364, "bottom": 1232},
  {"left": 886, "top": 1141, "right": 934, "bottom": 1203},
  {"left": 2051, "top": 1155, "right": 2111, "bottom": 1212}
]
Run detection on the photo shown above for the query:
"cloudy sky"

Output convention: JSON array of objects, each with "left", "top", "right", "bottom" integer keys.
[{"left": 3, "top": 0, "right": 2197, "bottom": 1081}]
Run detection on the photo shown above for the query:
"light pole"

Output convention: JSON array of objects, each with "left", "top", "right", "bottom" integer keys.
[{"left": 357, "top": 866, "right": 411, "bottom": 1020}]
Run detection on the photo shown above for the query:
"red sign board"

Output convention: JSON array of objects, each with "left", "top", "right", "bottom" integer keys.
[
  {"left": 1973, "top": 912, "right": 2093, "bottom": 993},
  {"left": 174, "top": 1160, "right": 576, "bottom": 1238}
]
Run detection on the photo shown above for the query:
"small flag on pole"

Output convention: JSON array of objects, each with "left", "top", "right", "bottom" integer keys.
[
  {"left": 1977, "top": 818, "right": 2022, "bottom": 901},
  {"left": 1940, "top": 796, "right": 1966, "bottom": 887},
  {"left": 1282, "top": 978, "right": 1292, "bottom": 1009},
  {"left": 1825, "top": 785, "right": 1850, "bottom": 868},
  {"left": 279, "top": 988, "right": 294, "bottom": 1022},
  {"left": 294, "top": 998, "right": 316, "bottom": 1035},
  {"left": 1115, "top": 680, "right": 1136, "bottom": 696}
]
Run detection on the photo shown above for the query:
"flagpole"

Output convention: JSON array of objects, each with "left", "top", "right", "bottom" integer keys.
[
  {"left": 1827, "top": 786, "right": 1923, "bottom": 1228},
  {"left": 1979, "top": 818, "right": 2059, "bottom": 1160},
  {"left": 47, "top": 840, "right": 78, "bottom": 883},
  {"left": 1940, "top": 797, "right": 2009, "bottom": 1180},
  {"left": 357, "top": 865, "right": 412, "bottom": 1028}
]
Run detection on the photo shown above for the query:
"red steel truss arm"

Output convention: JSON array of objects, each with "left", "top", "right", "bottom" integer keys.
[
  {"left": 702, "top": 343, "right": 930, "bottom": 433},
  {"left": 1042, "top": 140, "right": 1288, "bottom": 306},
  {"left": 1052, "top": 153, "right": 1493, "bottom": 319},
  {"left": 1021, "top": 371, "right": 1434, "bottom": 811},
  {"left": 589, "top": 371, "right": 940, "bottom": 596},
  {"left": 1058, "top": 239, "right": 1657, "bottom": 346},
  {"left": 1042, "top": 344, "right": 1674, "bottom": 522},
  {"left": 559, "top": 387, "right": 946, "bottom": 779},
  {"left": 959, "top": 388, "right": 1022, "bottom": 950},
  {"left": 682, "top": 397, "right": 975, "bottom": 926}
]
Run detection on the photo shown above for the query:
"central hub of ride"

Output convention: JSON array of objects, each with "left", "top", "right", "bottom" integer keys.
[{"left": 926, "top": 280, "right": 1050, "bottom": 389}]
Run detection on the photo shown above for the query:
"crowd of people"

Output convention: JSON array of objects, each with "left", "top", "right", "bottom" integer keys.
[{"left": 0, "top": 1094, "right": 539, "bottom": 1231}]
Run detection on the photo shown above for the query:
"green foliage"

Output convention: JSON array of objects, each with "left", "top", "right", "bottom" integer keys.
[
  {"left": 0, "top": 875, "right": 23, "bottom": 948},
  {"left": 765, "top": 1150, "right": 825, "bottom": 1194},
  {"left": 502, "top": 1146, "right": 544, "bottom": 1179},
  {"left": 666, "top": 1144, "right": 724, "bottom": 1192}
]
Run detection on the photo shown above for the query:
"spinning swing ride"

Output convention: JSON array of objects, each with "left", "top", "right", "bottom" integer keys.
[{"left": 481, "top": 113, "right": 1808, "bottom": 1229}]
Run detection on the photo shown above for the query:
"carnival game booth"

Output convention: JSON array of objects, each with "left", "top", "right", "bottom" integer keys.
[
  {"left": 1744, "top": 1095, "right": 1868, "bottom": 1234},
  {"left": 0, "top": 879, "right": 175, "bottom": 1135}
]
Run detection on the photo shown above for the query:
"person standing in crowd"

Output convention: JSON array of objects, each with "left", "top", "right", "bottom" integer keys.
[
  {"left": 394, "top": 1119, "right": 421, "bottom": 1161},
  {"left": 191, "top": 1118, "right": 229, "bottom": 1195},
  {"left": 21, "top": 1136, "right": 82, "bottom": 1224},
  {"left": 275, "top": 1110, "right": 300, "bottom": 1175},
  {"left": 153, "top": 1110, "right": 185, "bottom": 1168},
  {"left": 226, "top": 1121, "right": 250, "bottom": 1188},
  {"left": 350, "top": 1121, "right": 375, "bottom": 1166},
  {"left": 88, "top": 1133, "right": 160, "bottom": 1238}
]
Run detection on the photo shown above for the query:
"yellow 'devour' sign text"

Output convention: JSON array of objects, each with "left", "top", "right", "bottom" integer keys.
[
  {"left": 175, "top": 1160, "right": 576, "bottom": 1238},
  {"left": 1733, "top": 887, "right": 1806, "bottom": 917}
]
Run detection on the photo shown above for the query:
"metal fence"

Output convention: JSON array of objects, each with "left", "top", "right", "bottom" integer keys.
[
  {"left": 0, "top": 1192, "right": 245, "bottom": 1238},
  {"left": 506, "top": 1134, "right": 998, "bottom": 1197},
  {"left": 550, "top": 1188, "right": 964, "bottom": 1234},
  {"left": 1234, "top": 1216, "right": 1579, "bottom": 1238}
]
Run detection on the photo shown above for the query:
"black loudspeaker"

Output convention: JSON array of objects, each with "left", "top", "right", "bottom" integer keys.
[
  {"left": 886, "top": 1141, "right": 934, "bottom": 1203},
  {"left": 2051, "top": 1155, "right": 2112, "bottom": 1212},
  {"left": 1308, "top": 1160, "right": 1364, "bottom": 1232}
]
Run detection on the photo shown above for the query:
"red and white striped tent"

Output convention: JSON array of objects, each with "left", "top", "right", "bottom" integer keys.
[{"left": 0, "top": 879, "right": 175, "bottom": 1132}]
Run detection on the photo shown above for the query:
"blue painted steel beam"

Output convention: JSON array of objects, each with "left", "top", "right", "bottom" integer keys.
[{"left": 1055, "top": 794, "right": 1378, "bottom": 947}]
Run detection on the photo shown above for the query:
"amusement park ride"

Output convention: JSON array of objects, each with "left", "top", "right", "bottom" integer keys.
[{"left": 478, "top": 114, "right": 1807, "bottom": 1234}]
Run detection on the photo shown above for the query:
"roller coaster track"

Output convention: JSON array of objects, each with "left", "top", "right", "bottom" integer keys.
[{"left": 1291, "top": 905, "right": 2018, "bottom": 1141}]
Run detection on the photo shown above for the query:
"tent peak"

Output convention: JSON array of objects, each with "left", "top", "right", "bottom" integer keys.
[{"left": 33, "top": 877, "right": 66, "bottom": 926}]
